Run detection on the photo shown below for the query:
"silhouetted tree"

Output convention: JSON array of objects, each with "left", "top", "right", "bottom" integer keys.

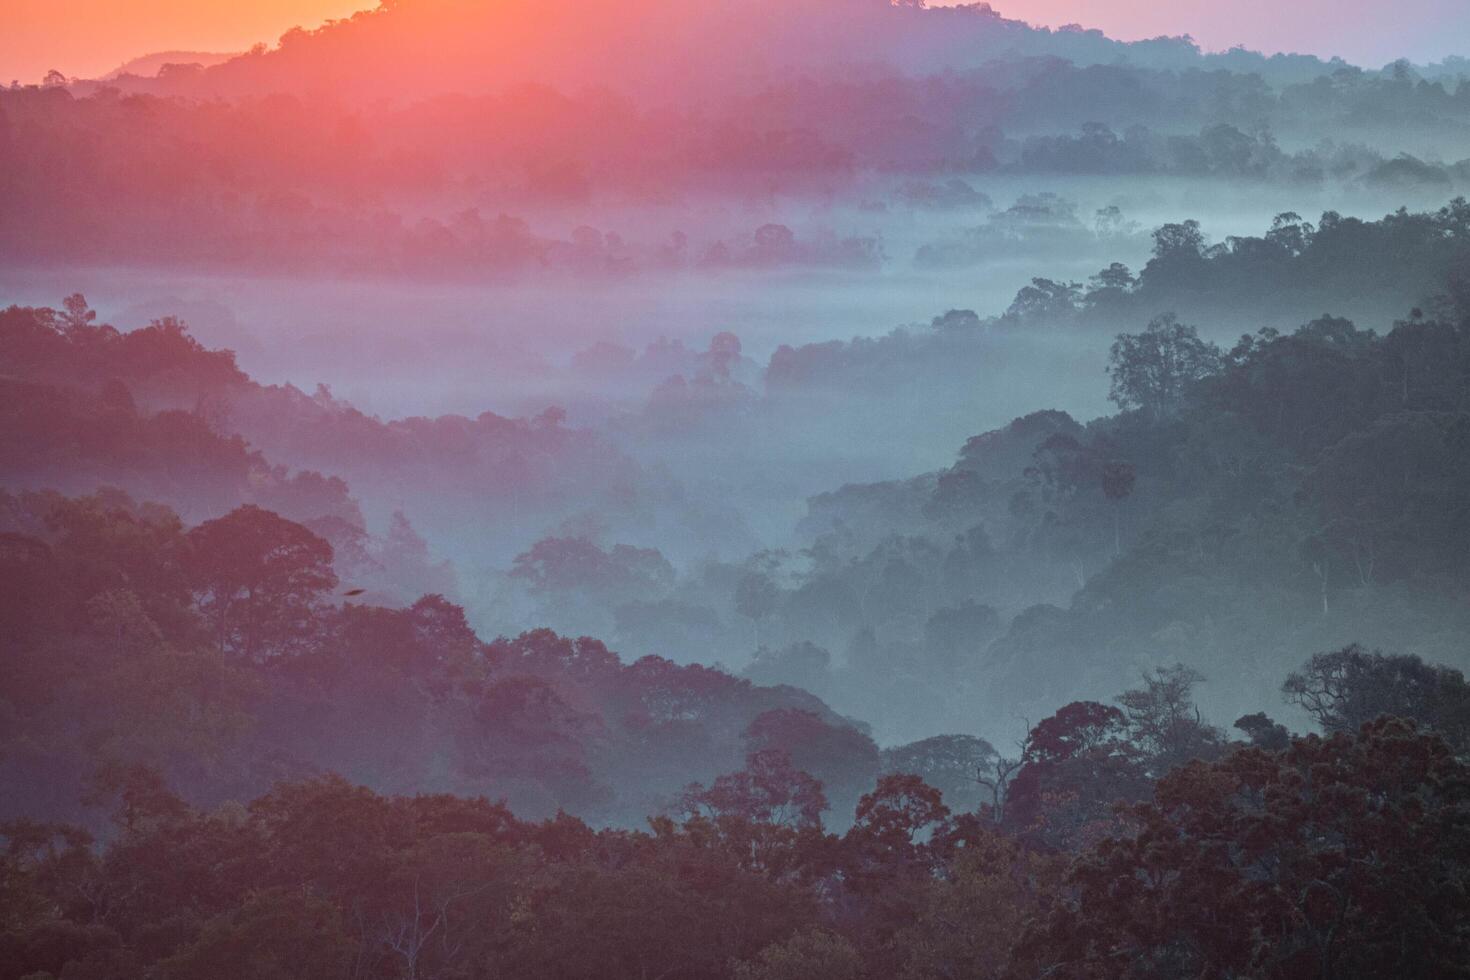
[
  {"left": 185, "top": 505, "right": 336, "bottom": 658},
  {"left": 1107, "top": 314, "right": 1221, "bottom": 418},
  {"left": 1283, "top": 645, "right": 1470, "bottom": 751}
]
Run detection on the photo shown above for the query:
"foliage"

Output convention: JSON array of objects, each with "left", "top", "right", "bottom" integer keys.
[{"left": 1021, "top": 718, "right": 1470, "bottom": 978}]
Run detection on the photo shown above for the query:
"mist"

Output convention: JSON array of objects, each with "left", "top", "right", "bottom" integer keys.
[{"left": 4, "top": 3, "right": 1470, "bottom": 977}]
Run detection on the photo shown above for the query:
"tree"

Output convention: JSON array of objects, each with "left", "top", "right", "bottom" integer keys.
[
  {"left": 82, "top": 762, "right": 190, "bottom": 834},
  {"left": 932, "top": 308, "right": 982, "bottom": 331},
  {"left": 509, "top": 536, "right": 611, "bottom": 594},
  {"left": 1024, "top": 701, "right": 1129, "bottom": 764},
  {"left": 736, "top": 572, "right": 781, "bottom": 646},
  {"left": 461, "top": 675, "right": 603, "bottom": 809},
  {"left": 1107, "top": 314, "right": 1222, "bottom": 419},
  {"left": 845, "top": 773, "right": 951, "bottom": 879},
  {"left": 1019, "top": 433, "right": 1127, "bottom": 580},
  {"left": 184, "top": 506, "right": 335, "bottom": 658},
  {"left": 40, "top": 489, "right": 194, "bottom": 637},
  {"left": 1233, "top": 712, "right": 1291, "bottom": 750},
  {"left": 744, "top": 641, "right": 832, "bottom": 693},
  {"left": 706, "top": 330, "right": 744, "bottom": 379},
  {"left": 975, "top": 754, "right": 1024, "bottom": 826},
  {"left": 1303, "top": 411, "right": 1470, "bottom": 586},
  {"left": 680, "top": 748, "right": 828, "bottom": 831},
  {"left": 1100, "top": 460, "right": 1136, "bottom": 556},
  {"left": 922, "top": 602, "right": 1001, "bottom": 676},
  {"left": 369, "top": 834, "right": 524, "bottom": 980},
  {"left": 883, "top": 734, "right": 997, "bottom": 813},
  {"left": 85, "top": 588, "right": 164, "bottom": 654},
  {"left": 1006, "top": 701, "right": 1149, "bottom": 848},
  {"left": 380, "top": 510, "right": 457, "bottom": 600},
  {"left": 1283, "top": 645, "right": 1470, "bottom": 751},
  {"left": 500, "top": 845, "right": 807, "bottom": 980},
  {"left": 1150, "top": 219, "right": 1206, "bottom": 261},
  {"left": 1020, "top": 719, "right": 1470, "bottom": 978},
  {"left": 753, "top": 223, "right": 798, "bottom": 260},
  {"left": 511, "top": 536, "right": 673, "bottom": 603},
  {"left": 896, "top": 830, "right": 1061, "bottom": 980},
  {"left": 1090, "top": 261, "right": 1135, "bottom": 292},
  {"left": 837, "top": 774, "right": 957, "bottom": 972},
  {"left": 676, "top": 748, "right": 830, "bottom": 878},
  {"left": 1006, "top": 278, "right": 1083, "bottom": 321},
  {"left": 1095, "top": 206, "right": 1136, "bottom": 238},
  {"left": 744, "top": 709, "right": 882, "bottom": 818},
  {"left": 1265, "top": 211, "right": 1315, "bottom": 255},
  {"left": 1116, "top": 663, "right": 1223, "bottom": 774},
  {"left": 59, "top": 294, "right": 96, "bottom": 335}
]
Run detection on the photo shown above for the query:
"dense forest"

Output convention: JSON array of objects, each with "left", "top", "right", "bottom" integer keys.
[
  {"left": 4, "top": 716, "right": 1467, "bottom": 979},
  {"left": 5, "top": 0, "right": 1470, "bottom": 976},
  {"left": 4, "top": 69, "right": 1468, "bottom": 277},
  {"left": 5, "top": 247, "right": 1470, "bottom": 977}
]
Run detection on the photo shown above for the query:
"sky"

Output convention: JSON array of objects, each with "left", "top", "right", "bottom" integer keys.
[
  {"left": 1, "top": 0, "right": 368, "bottom": 83},
  {"left": 2, "top": 0, "right": 1467, "bottom": 84},
  {"left": 1001, "top": 0, "right": 1470, "bottom": 68}
]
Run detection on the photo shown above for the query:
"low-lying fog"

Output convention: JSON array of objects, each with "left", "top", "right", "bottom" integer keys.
[
  {"left": 3, "top": 175, "right": 1442, "bottom": 427},
  {"left": 6, "top": 174, "right": 1464, "bottom": 749}
]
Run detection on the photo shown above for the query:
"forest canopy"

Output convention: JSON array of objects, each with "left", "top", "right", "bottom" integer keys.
[{"left": 5, "top": 1, "right": 1470, "bottom": 976}]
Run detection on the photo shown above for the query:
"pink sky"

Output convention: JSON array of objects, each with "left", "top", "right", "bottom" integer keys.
[
  {"left": 2, "top": 0, "right": 1465, "bottom": 84},
  {"left": 2, "top": 0, "right": 367, "bottom": 83},
  {"left": 998, "top": 0, "right": 1468, "bottom": 66}
]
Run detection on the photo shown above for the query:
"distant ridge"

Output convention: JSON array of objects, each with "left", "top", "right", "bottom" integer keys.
[
  {"left": 103, "top": 50, "right": 238, "bottom": 81},
  {"left": 90, "top": 0, "right": 1351, "bottom": 103}
]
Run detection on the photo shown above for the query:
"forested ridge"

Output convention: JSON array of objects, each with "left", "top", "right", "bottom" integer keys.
[
  {"left": 5, "top": 246, "right": 1470, "bottom": 977},
  {"left": 8, "top": 35, "right": 1470, "bottom": 278},
  {"left": 3, "top": 717, "right": 1466, "bottom": 980},
  {"left": 3, "top": 476, "right": 1469, "bottom": 977}
]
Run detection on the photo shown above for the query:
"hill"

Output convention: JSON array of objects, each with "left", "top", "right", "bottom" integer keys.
[
  {"left": 103, "top": 50, "right": 237, "bottom": 80},
  {"left": 98, "top": 0, "right": 1347, "bottom": 102}
]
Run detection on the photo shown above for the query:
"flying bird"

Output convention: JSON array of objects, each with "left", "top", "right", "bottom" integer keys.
[{"left": 342, "top": 588, "right": 366, "bottom": 597}]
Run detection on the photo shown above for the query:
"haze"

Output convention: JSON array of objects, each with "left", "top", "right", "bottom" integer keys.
[
  {"left": 3, "top": 2, "right": 1470, "bottom": 976},
  {"left": 8, "top": 0, "right": 1470, "bottom": 83}
]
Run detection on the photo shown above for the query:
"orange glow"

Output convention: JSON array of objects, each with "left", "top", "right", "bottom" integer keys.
[
  {"left": 1, "top": 0, "right": 371, "bottom": 83},
  {"left": 3, "top": 0, "right": 1464, "bottom": 92}
]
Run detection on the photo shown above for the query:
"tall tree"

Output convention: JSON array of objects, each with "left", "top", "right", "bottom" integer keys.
[
  {"left": 185, "top": 505, "right": 336, "bottom": 658},
  {"left": 1107, "top": 314, "right": 1222, "bottom": 419},
  {"left": 1284, "top": 645, "right": 1470, "bottom": 751}
]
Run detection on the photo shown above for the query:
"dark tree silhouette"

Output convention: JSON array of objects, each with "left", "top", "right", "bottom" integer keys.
[
  {"left": 1107, "top": 314, "right": 1222, "bottom": 418},
  {"left": 185, "top": 505, "right": 336, "bottom": 658}
]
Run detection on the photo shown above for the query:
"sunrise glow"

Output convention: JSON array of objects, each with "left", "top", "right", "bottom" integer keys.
[{"left": 6, "top": 0, "right": 1470, "bottom": 86}]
